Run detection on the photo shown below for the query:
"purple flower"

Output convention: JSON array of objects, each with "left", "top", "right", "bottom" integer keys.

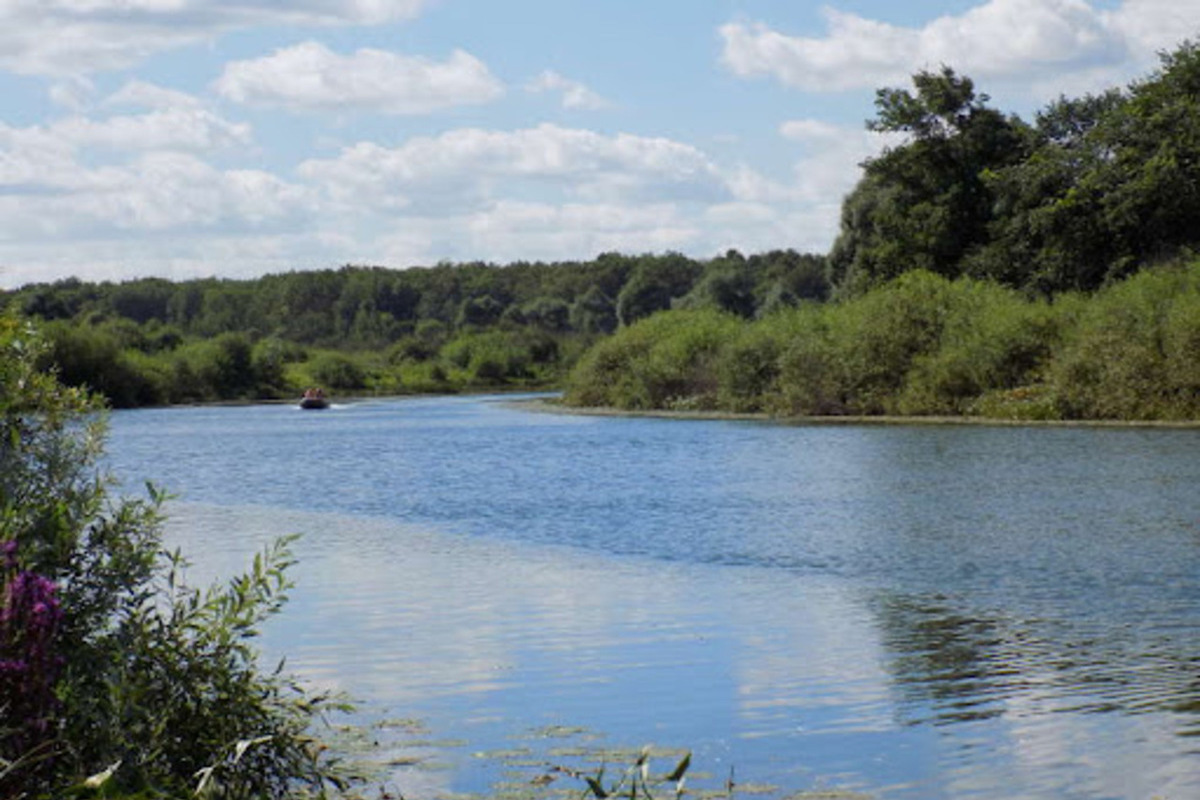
[{"left": 1, "top": 562, "right": 63, "bottom": 763}]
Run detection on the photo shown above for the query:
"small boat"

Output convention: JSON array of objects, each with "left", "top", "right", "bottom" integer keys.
[{"left": 299, "top": 388, "right": 329, "bottom": 409}]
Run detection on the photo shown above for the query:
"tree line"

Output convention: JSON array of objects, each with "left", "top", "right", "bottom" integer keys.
[
  {"left": 565, "top": 264, "right": 1200, "bottom": 421},
  {"left": 0, "top": 251, "right": 828, "bottom": 407}
]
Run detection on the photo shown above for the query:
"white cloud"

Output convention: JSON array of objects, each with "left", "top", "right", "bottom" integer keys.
[
  {"left": 526, "top": 70, "right": 611, "bottom": 110},
  {"left": 0, "top": 87, "right": 250, "bottom": 182},
  {"left": 52, "top": 108, "right": 251, "bottom": 152},
  {"left": 720, "top": 0, "right": 1200, "bottom": 94},
  {"left": 106, "top": 79, "right": 206, "bottom": 111},
  {"left": 463, "top": 201, "right": 695, "bottom": 261},
  {"left": 0, "top": 0, "right": 432, "bottom": 75},
  {"left": 0, "top": 152, "right": 312, "bottom": 236},
  {"left": 298, "top": 123, "right": 729, "bottom": 211},
  {"left": 720, "top": 12, "right": 917, "bottom": 92},
  {"left": 1104, "top": 0, "right": 1200, "bottom": 55},
  {"left": 215, "top": 42, "right": 504, "bottom": 115}
]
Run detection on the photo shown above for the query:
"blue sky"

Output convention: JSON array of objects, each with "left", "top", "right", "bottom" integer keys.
[{"left": 0, "top": 0, "right": 1195, "bottom": 288}]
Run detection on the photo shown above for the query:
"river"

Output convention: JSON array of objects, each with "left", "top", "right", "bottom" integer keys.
[{"left": 104, "top": 395, "right": 1200, "bottom": 799}]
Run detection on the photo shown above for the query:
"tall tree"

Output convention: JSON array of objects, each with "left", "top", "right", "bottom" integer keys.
[{"left": 829, "top": 67, "right": 1030, "bottom": 295}]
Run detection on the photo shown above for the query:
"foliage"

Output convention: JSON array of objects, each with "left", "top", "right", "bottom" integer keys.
[
  {"left": 565, "top": 309, "right": 741, "bottom": 410},
  {"left": 1047, "top": 265, "right": 1200, "bottom": 419},
  {"left": 830, "top": 67, "right": 1030, "bottom": 294},
  {"left": 567, "top": 261, "right": 1200, "bottom": 421},
  {"left": 2, "top": 250, "right": 827, "bottom": 408},
  {"left": 308, "top": 352, "right": 369, "bottom": 391},
  {"left": 0, "top": 316, "right": 347, "bottom": 798},
  {"left": 831, "top": 41, "right": 1200, "bottom": 298},
  {"left": 534, "top": 746, "right": 693, "bottom": 800}
]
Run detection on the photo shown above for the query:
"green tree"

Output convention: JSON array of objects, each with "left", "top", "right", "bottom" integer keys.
[
  {"left": 829, "top": 67, "right": 1030, "bottom": 294},
  {"left": 569, "top": 286, "right": 618, "bottom": 334},
  {"left": 615, "top": 253, "right": 702, "bottom": 326}
]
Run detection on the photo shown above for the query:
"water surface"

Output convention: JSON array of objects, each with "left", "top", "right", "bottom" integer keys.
[{"left": 106, "top": 396, "right": 1200, "bottom": 799}]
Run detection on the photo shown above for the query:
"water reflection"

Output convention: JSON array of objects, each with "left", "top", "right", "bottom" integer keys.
[{"left": 875, "top": 593, "right": 1200, "bottom": 726}]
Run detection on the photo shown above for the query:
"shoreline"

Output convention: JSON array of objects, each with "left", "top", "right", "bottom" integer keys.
[
  {"left": 126, "top": 391, "right": 1200, "bottom": 429},
  {"left": 512, "top": 397, "right": 1200, "bottom": 429}
]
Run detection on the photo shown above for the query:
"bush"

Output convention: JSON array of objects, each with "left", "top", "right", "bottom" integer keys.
[
  {"left": 895, "top": 279, "right": 1057, "bottom": 415},
  {"left": 0, "top": 317, "right": 346, "bottom": 798},
  {"left": 40, "top": 322, "right": 167, "bottom": 408},
  {"left": 308, "top": 352, "right": 369, "bottom": 391},
  {"left": 565, "top": 309, "right": 741, "bottom": 409},
  {"left": 439, "top": 331, "right": 537, "bottom": 385},
  {"left": 772, "top": 307, "right": 848, "bottom": 416},
  {"left": 1047, "top": 263, "right": 1200, "bottom": 419}
]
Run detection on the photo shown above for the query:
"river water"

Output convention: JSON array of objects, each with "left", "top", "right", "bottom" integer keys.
[{"left": 105, "top": 395, "right": 1200, "bottom": 799}]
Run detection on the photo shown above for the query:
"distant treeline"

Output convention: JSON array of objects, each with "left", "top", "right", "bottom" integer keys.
[{"left": 0, "top": 250, "right": 827, "bottom": 406}]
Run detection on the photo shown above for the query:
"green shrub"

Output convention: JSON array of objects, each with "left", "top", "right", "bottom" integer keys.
[
  {"left": 772, "top": 307, "right": 848, "bottom": 415},
  {"left": 714, "top": 311, "right": 812, "bottom": 412},
  {"left": 40, "top": 321, "right": 168, "bottom": 408},
  {"left": 565, "top": 309, "right": 740, "bottom": 409},
  {"left": 308, "top": 352, "right": 369, "bottom": 391},
  {"left": 439, "top": 331, "right": 537, "bottom": 385},
  {"left": 1047, "top": 263, "right": 1200, "bottom": 419},
  {"left": 1, "top": 317, "right": 346, "bottom": 798},
  {"left": 896, "top": 279, "right": 1058, "bottom": 415}
]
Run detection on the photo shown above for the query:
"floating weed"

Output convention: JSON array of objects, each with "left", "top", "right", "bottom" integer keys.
[
  {"left": 547, "top": 746, "right": 593, "bottom": 759},
  {"left": 399, "top": 738, "right": 470, "bottom": 749},
  {"left": 529, "top": 725, "right": 592, "bottom": 739},
  {"left": 735, "top": 782, "right": 780, "bottom": 795},
  {"left": 473, "top": 748, "right": 535, "bottom": 760},
  {"left": 375, "top": 717, "right": 431, "bottom": 734}
]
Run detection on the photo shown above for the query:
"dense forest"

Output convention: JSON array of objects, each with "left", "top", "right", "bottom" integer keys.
[
  {"left": 0, "top": 251, "right": 827, "bottom": 407},
  {"left": 5, "top": 40, "right": 1200, "bottom": 419}
]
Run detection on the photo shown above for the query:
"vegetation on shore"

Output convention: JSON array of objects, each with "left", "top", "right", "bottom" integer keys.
[
  {"left": 1, "top": 316, "right": 351, "bottom": 798},
  {"left": 564, "top": 262, "right": 1200, "bottom": 422},
  {"left": 0, "top": 250, "right": 826, "bottom": 408}
]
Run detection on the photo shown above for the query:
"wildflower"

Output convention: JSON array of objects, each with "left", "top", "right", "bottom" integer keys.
[{"left": 1, "top": 540, "right": 63, "bottom": 768}]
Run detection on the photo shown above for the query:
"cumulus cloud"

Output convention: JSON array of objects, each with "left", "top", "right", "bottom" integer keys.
[
  {"left": 0, "top": 0, "right": 432, "bottom": 75},
  {"left": 0, "top": 85, "right": 249, "bottom": 184},
  {"left": 463, "top": 201, "right": 695, "bottom": 262},
  {"left": 720, "top": 0, "right": 1200, "bottom": 93},
  {"left": 106, "top": 79, "right": 206, "bottom": 111},
  {"left": 0, "top": 152, "right": 312, "bottom": 237},
  {"left": 298, "top": 123, "right": 729, "bottom": 211},
  {"left": 526, "top": 70, "right": 611, "bottom": 110},
  {"left": 215, "top": 42, "right": 504, "bottom": 115}
]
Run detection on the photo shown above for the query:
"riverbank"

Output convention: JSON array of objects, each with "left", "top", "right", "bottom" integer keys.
[{"left": 518, "top": 396, "right": 1200, "bottom": 429}]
